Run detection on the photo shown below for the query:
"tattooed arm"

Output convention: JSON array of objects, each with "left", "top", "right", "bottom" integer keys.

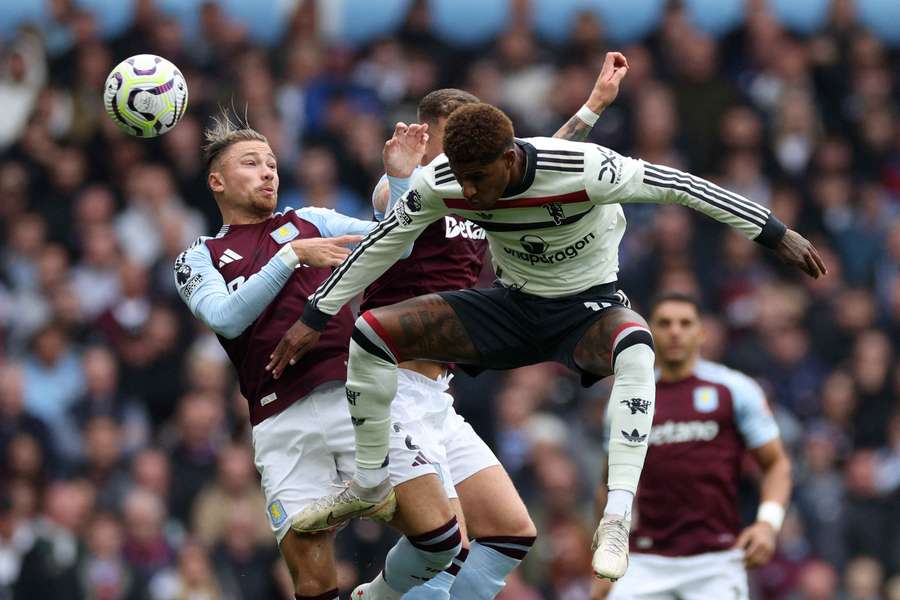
[{"left": 553, "top": 51, "right": 629, "bottom": 142}]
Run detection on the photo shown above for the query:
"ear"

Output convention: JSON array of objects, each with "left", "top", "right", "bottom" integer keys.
[
  {"left": 503, "top": 147, "right": 517, "bottom": 168},
  {"left": 208, "top": 170, "right": 224, "bottom": 194}
]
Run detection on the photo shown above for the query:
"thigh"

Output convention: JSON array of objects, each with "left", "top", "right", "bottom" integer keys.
[
  {"left": 572, "top": 306, "right": 649, "bottom": 380},
  {"left": 454, "top": 465, "right": 534, "bottom": 539},
  {"left": 676, "top": 552, "right": 749, "bottom": 600},
  {"left": 252, "top": 387, "right": 342, "bottom": 544},
  {"left": 365, "top": 293, "right": 481, "bottom": 364},
  {"left": 437, "top": 288, "right": 544, "bottom": 370}
]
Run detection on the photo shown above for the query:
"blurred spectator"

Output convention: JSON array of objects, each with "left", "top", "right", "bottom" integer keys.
[
  {"left": 148, "top": 540, "right": 222, "bottom": 600},
  {"left": 166, "top": 393, "right": 226, "bottom": 524},
  {"left": 14, "top": 480, "right": 93, "bottom": 600},
  {"left": 75, "top": 416, "right": 130, "bottom": 511},
  {"left": 0, "top": 29, "right": 46, "bottom": 149},
  {"left": 0, "top": 363, "right": 54, "bottom": 477},
  {"left": 121, "top": 488, "right": 175, "bottom": 582},
  {"left": 21, "top": 322, "right": 84, "bottom": 452},
  {"left": 81, "top": 513, "right": 142, "bottom": 600},
  {"left": 69, "top": 345, "right": 149, "bottom": 456},
  {"left": 191, "top": 444, "right": 269, "bottom": 548},
  {"left": 211, "top": 500, "right": 282, "bottom": 600}
]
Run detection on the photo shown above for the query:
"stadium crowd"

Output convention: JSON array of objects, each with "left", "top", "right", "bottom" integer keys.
[{"left": 0, "top": 0, "right": 898, "bottom": 598}]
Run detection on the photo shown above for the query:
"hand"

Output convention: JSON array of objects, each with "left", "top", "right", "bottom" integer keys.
[
  {"left": 383, "top": 122, "right": 429, "bottom": 178},
  {"left": 266, "top": 319, "right": 321, "bottom": 379},
  {"left": 290, "top": 235, "right": 363, "bottom": 268},
  {"left": 586, "top": 52, "right": 629, "bottom": 113},
  {"left": 774, "top": 229, "right": 827, "bottom": 278},
  {"left": 734, "top": 522, "right": 777, "bottom": 568}
]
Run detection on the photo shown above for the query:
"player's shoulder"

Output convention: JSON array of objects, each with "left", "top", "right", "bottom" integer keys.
[
  {"left": 175, "top": 236, "right": 213, "bottom": 267},
  {"left": 694, "top": 359, "right": 764, "bottom": 399},
  {"left": 422, "top": 153, "right": 455, "bottom": 190},
  {"left": 524, "top": 136, "right": 592, "bottom": 153}
]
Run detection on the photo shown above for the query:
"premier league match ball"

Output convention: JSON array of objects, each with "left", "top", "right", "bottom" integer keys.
[{"left": 103, "top": 54, "right": 188, "bottom": 138}]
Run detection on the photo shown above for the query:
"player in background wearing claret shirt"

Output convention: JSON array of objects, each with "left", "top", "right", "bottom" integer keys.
[
  {"left": 174, "top": 113, "right": 464, "bottom": 600},
  {"left": 268, "top": 80, "right": 825, "bottom": 582},
  {"left": 364, "top": 52, "right": 628, "bottom": 600},
  {"left": 592, "top": 293, "right": 792, "bottom": 600}
]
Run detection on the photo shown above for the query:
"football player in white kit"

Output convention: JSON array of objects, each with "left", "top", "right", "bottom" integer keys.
[{"left": 267, "top": 97, "right": 825, "bottom": 582}]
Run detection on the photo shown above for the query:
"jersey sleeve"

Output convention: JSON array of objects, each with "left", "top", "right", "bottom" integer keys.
[
  {"left": 730, "top": 374, "right": 780, "bottom": 449},
  {"left": 293, "top": 206, "right": 377, "bottom": 237},
  {"left": 302, "top": 168, "right": 447, "bottom": 330},
  {"left": 371, "top": 174, "right": 412, "bottom": 221},
  {"left": 583, "top": 145, "right": 786, "bottom": 248},
  {"left": 173, "top": 241, "right": 295, "bottom": 339}
]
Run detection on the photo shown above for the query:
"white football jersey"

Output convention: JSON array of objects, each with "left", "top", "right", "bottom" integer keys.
[{"left": 307, "top": 137, "right": 784, "bottom": 318}]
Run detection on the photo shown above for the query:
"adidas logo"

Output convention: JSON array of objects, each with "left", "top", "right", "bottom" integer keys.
[
  {"left": 218, "top": 248, "right": 243, "bottom": 267},
  {"left": 622, "top": 428, "right": 648, "bottom": 443},
  {"left": 411, "top": 452, "right": 430, "bottom": 467}
]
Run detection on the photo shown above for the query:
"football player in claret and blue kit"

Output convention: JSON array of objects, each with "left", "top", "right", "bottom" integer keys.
[
  {"left": 174, "top": 113, "right": 464, "bottom": 600},
  {"left": 593, "top": 293, "right": 792, "bottom": 599}
]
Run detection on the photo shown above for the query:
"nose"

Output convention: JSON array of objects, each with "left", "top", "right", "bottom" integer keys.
[{"left": 462, "top": 182, "right": 477, "bottom": 200}]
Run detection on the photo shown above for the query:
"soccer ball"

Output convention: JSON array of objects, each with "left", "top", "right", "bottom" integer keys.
[{"left": 103, "top": 54, "right": 188, "bottom": 138}]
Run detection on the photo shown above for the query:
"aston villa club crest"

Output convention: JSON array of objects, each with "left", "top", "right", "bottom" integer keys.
[
  {"left": 693, "top": 386, "right": 719, "bottom": 413},
  {"left": 268, "top": 500, "right": 287, "bottom": 527},
  {"left": 270, "top": 222, "right": 300, "bottom": 243}
]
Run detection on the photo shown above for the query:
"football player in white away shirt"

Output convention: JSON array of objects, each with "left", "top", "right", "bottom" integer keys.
[{"left": 268, "top": 100, "right": 826, "bottom": 582}]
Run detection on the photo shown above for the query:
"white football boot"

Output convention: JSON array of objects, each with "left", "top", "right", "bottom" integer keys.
[
  {"left": 291, "top": 479, "right": 396, "bottom": 534},
  {"left": 591, "top": 514, "right": 631, "bottom": 581}
]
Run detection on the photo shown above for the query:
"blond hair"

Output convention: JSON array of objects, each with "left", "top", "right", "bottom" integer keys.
[{"left": 202, "top": 108, "right": 268, "bottom": 171}]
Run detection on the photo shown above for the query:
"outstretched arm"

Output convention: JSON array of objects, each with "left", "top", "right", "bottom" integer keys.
[
  {"left": 584, "top": 148, "right": 827, "bottom": 278},
  {"left": 554, "top": 52, "right": 628, "bottom": 142}
]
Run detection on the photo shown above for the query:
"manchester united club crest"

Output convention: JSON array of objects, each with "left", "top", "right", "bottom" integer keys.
[
  {"left": 621, "top": 398, "right": 652, "bottom": 415},
  {"left": 544, "top": 202, "right": 565, "bottom": 225}
]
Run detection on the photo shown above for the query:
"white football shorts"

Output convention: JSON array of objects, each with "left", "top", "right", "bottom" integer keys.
[
  {"left": 251, "top": 381, "right": 454, "bottom": 543},
  {"left": 395, "top": 368, "right": 501, "bottom": 487},
  {"left": 608, "top": 549, "right": 749, "bottom": 600}
]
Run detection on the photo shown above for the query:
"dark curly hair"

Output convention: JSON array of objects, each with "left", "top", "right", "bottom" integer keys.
[
  {"left": 443, "top": 103, "right": 515, "bottom": 165},
  {"left": 417, "top": 88, "right": 480, "bottom": 122}
]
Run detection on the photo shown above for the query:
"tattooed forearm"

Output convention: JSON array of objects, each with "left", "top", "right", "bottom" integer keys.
[{"left": 553, "top": 115, "right": 595, "bottom": 142}]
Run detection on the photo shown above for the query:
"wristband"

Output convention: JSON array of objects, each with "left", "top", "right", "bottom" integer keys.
[
  {"left": 576, "top": 105, "right": 600, "bottom": 127},
  {"left": 301, "top": 303, "right": 332, "bottom": 332},
  {"left": 275, "top": 242, "right": 301, "bottom": 269},
  {"left": 756, "top": 501, "right": 785, "bottom": 531},
  {"left": 754, "top": 213, "right": 787, "bottom": 249}
]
